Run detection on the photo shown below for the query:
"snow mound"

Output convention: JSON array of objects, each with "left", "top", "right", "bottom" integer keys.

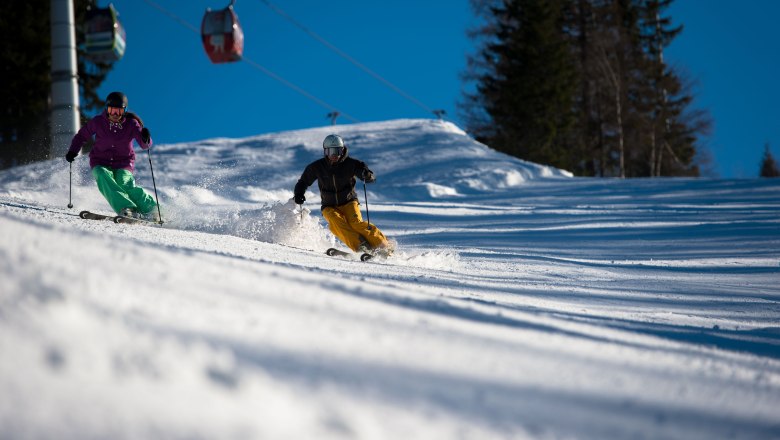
[
  {"left": 1, "top": 119, "right": 571, "bottom": 201},
  {"left": 0, "top": 118, "right": 569, "bottom": 250}
]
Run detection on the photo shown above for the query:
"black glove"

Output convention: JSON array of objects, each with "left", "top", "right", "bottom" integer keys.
[
  {"left": 65, "top": 151, "right": 77, "bottom": 162},
  {"left": 362, "top": 169, "right": 376, "bottom": 183},
  {"left": 141, "top": 127, "right": 151, "bottom": 144},
  {"left": 294, "top": 194, "right": 305, "bottom": 205}
]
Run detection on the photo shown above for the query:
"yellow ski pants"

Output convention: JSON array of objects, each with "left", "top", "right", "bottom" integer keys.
[{"left": 322, "top": 200, "right": 388, "bottom": 252}]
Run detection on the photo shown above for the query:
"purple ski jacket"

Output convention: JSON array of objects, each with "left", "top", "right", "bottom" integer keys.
[{"left": 68, "top": 111, "right": 152, "bottom": 172}]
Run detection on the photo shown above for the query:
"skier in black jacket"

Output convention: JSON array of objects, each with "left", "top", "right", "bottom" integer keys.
[{"left": 294, "top": 134, "right": 391, "bottom": 253}]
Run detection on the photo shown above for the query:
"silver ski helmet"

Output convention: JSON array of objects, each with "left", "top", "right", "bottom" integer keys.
[{"left": 323, "top": 134, "right": 345, "bottom": 159}]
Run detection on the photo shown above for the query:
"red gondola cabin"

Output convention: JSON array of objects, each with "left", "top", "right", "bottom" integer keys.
[{"left": 201, "top": 3, "right": 244, "bottom": 64}]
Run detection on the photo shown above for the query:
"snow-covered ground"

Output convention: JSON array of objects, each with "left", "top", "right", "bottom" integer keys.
[{"left": 1, "top": 119, "right": 779, "bottom": 439}]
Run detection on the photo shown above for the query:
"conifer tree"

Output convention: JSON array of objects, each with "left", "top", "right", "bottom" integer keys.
[
  {"left": 461, "top": 0, "right": 711, "bottom": 177},
  {"left": 634, "top": 0, "right": 707, "bottom": 177},
  {"left": 0, "top": 2, "right": 52, "bottom": 166},
  {"left": 0, "top": 0, "right": 115, "bottom": 169},
  {"left": 760, "top": 143, "right": 780, "bottom": 178},
  {"left": 463, "top": 0, "right": 579, "bottom": 171}
]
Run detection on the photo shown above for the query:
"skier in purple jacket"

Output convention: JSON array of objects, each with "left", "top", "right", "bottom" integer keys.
[{"left": 65, "top": 91, "right": 159, "bottom": 221}]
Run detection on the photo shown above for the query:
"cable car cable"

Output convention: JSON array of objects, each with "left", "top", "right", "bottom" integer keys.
[
  {"left": 142, "top": 0, "right": 200, "bottom": 33},
  {"left": 242, "top": 58, "right": 360, "bottom": 123},
  {"left": 257, "top": 0, "right": 441, "bottom": 118},
  {"left": 139, "top": 0, "right": 360, "bottom": 123}
]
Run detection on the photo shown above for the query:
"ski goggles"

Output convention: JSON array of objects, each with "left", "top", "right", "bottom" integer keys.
[
  {"left": 324, "top": 146, "right": 342, "bottom": 156},
  {"left": 106, "top": 106, "right": 125, "bottom": 116}
]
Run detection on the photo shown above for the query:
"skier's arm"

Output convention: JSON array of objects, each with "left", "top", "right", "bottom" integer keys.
[
  {"left": 357, "top": 162, "right": 375, "bottom": 183},
  {"left": 293, "top": 164, "right": 318, "bottom": 202},
  {"left": 67, "top": 117, "right": 98, "bottom": 156},
  {"left": 129, "top": 117, "right": 152, "bottom": 150}
]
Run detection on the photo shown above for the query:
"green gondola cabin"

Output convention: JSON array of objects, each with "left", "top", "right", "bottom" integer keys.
[{"left": 84, "top": 3, "right": 126, "bottom": 62}]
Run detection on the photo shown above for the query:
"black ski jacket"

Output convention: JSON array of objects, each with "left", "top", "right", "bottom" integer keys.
[{"left": 294, "top": 149, "right": 373, "bottom": 208}]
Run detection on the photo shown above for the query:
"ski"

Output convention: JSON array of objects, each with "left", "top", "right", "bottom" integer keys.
[
  {"left": 325, "top": 248, "right": 351, "bottom": 258},
  {"left": 360, "top": 248, "right": 395, "bottom": 262},
  {"left": 325, "top": 247, "right": 390, "bottom": 262},
  {"left": 79, "top": 210, "right": 114, "bottom": 221},
  {"left": 113, "top": 215, "right": 160, "bottom": 225},
  {"left": 79, "top": 210, "right": 160, "bottom": 225}
]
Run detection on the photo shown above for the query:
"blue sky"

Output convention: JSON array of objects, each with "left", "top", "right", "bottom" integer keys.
[
  {"left": 665, "top": 0, "right": 780, "bottom": 178},
  {"left": 95, "top": 0, "right": 778, "bottom": 178}
]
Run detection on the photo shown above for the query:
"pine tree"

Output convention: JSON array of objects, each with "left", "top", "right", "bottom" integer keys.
[
  {"left": 588, "top": 0, "right": 639, "bottom": 178},
  {"left": 760, "top": 143, "right": 780, "bottom": 178},
  {"left": 634, "top": 0, "right": 709, "bottom": 177},
  {"left": 460, "top": 0, "right": 711, "bottom": 177},
  {"left": 0, "top": 1, "right": 52, "bottom": 167},
  {"left": 76, "top": 1, "right": 116, "bottom": 116},
  {"left": 0, "top": 0, "right": 115, "bottom": 169},
  {"left": 463, "top": 0, "right": 579, "bottom": 171}
]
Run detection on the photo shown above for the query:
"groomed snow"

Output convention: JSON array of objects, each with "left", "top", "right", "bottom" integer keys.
[{"left": 1, "top": 119, "right": 779, "bottom": 439}]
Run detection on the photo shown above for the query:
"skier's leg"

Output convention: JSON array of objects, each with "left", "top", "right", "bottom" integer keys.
[
  {"left": 322, "top": 206, "right": 365, "bottom": 251},
  {"left": 115, "top": 169, "right": 157, "bottom": 214},
  {"left": 343, "top": 200, "right": 389, "bottom": 249},
  {"left": 91, "top": 166, "right": 136, "bottom": 214}
]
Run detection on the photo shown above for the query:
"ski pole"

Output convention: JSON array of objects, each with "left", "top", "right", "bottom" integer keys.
[
  {"left": 67, "top": 161, "right": 73, "bottom": 209},
  {"left": 147, "top": 148, "right": 163, "bottom": 224},
  {"left": 363, "top": 180, "right": 372, "bottom": 230}
]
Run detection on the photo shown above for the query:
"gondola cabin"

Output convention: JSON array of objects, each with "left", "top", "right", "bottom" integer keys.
[
  {"left": 201, "top": 4, "right": 244, "bottom": 63},
  {"left": 84, "top": 4, "right": 126, "bottom": 62}
]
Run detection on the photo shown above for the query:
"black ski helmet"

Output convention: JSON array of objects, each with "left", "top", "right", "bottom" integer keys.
[{"left": 105, "top": 91, "right": 128, "bottom": 109}]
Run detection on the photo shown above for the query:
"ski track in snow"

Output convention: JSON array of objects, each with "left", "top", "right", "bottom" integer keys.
[{"left": 1, "top": 119, "right": 779, "bottom": 439}]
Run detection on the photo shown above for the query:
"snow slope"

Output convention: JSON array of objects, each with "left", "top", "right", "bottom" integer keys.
[{"left": 1, "top": 119, "right": 779, "bottom": 439}]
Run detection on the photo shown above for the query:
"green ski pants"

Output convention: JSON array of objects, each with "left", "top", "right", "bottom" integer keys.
[{"left": 91, "top": 166, "right": 157, "bottom": 214}]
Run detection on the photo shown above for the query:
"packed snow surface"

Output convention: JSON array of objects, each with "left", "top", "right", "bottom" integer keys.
[{"left": 1, "top": 119, "right": 779, "bottom": 439}]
